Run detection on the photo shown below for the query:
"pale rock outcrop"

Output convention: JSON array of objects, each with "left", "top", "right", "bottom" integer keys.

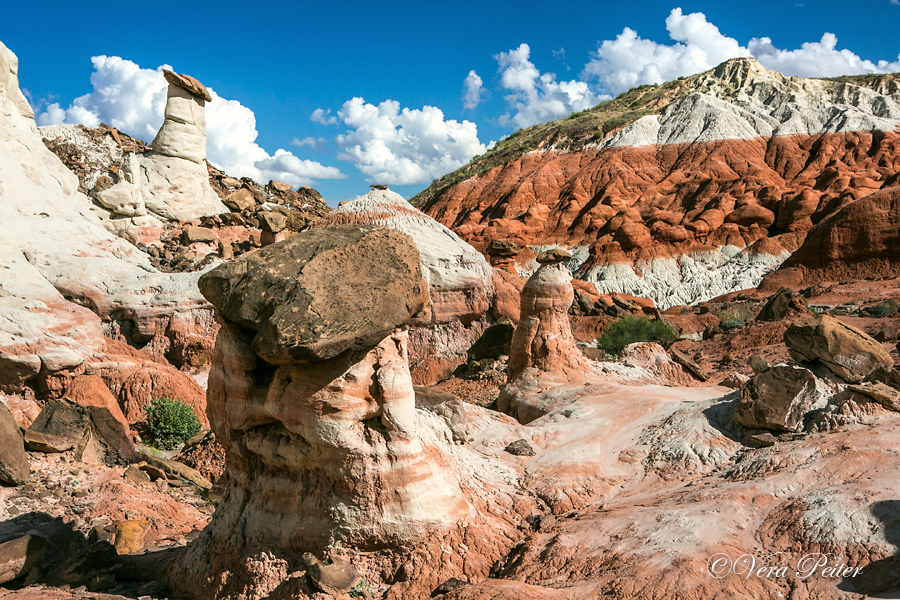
[
  {"left": 606, "top": 58, "right": 900, "bottom": 149},
  {"left": 0, "top": 40, "right": 212, "bottom": 396},
  {"left": 0, "top": 41, "right": 32, "bottom": 119},
  {"left": 96, "top": 69, "right": 227, "bottom": 223}
]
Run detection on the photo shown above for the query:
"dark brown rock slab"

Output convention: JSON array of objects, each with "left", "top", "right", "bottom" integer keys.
[
  {"left": 198, "top": 225, "right": 429, "bottom": 364},
  {"left": 734, "top": 365, "right": 826, "bottom": 432},
  {"left": 0, "top": 400, "right": 28, "bottom": 485}
]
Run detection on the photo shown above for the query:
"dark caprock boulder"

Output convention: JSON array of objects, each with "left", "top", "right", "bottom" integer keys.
[{"left": 198, "top": 225, "right": 429, "bottom": 364}]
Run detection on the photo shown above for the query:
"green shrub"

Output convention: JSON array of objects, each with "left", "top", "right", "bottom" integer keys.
[
  {"left": 870, "top": 299, "right": 899, "bottom": 318},
  {"left": 349, "top": 580, "right": 372, "bottom": 598},
  {"left": 144, "top": 397, "right": 201, "bottom": 450},
  {"left": 718, "top": 308, "right": 749, "bottom": 332},
  {"left": 596, "top": 316, "right": 677, "bottom": 355}
]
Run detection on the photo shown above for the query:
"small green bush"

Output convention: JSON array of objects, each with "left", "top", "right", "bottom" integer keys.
[
  {"left": 349, "top": 579, "right": 372, "bottom": 598},
  {"left": 144, "top": 397, "right": 201, "bottom": 450},
  {"left": 870, "top": 299, "right": 899, "bottom": 318},
  {"left": 596, "top": 316, "right": 677, "bottom": 355},
  {"left": 719, "top": 308, "right": 749, "bottom": 332}
]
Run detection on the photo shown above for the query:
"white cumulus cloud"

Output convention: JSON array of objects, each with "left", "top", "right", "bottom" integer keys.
[
  {"left": 335, "top": 97, "right": 487, "bottom": 185},
  {"left": 748, "top": 33, "right": 900, "bottom": 77},
  {"left": 35, "top": 55, "right": 345, "bottom": 187},
  {"left": 310, "top": 108, "right": 338, "bottom": 125},
  {"left": 496, "top": 43, "right": 606, "bottom": 128},
  {"left": 583, "top": 9, "right": 748, "bottom": 96},
  {"left": 462, "top": 70, "right": 486, "bottom": 109},
  {"left": 290, "top": 136, "right": 328, "bottom": 151},
  {"left": 583, "top": 8, "right": 900, "bottom": 97}
]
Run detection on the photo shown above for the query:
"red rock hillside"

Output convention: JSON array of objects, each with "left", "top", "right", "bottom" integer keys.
[{"left": 413, "top": 58, "right": 900, "bottom": 307}]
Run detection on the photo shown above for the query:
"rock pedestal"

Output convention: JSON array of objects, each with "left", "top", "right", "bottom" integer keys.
[
  {"left": 151, "top": 70, "right": 211, "bottom": 163},
  {"left": 499, "top": 256, "right": 597, "bottom": 423},
  {"left": 506, "top": 259, "right": 591, "bottom": 382},
  {"left": 174, "top": 225, "right": 473, "bottom": 598},
  {"left": 96, "top": 69, "right": 227, "bottom": 222}
]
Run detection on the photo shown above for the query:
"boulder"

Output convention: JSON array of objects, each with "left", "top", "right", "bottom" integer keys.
[
  {"left": 486, "top": 240, "right": 520, "bottom": 257},
  {"left": 198, "top": 225, "right": 429, "bottom": 364},
  {"left": 734, "top": 366, "right": 828, "bottom": 432},
  {"left": 756, "top": 286, "right": 800, "bottom": 322},
  {"left": 302, "top": 553, "right": 358, "bottom": 594},
  {"left": 783, "top": 315, "right": 893, "bottom": 383},
  {"left": 505, "top": 439, "right": 536, "bottom": 456},
  {"left": 0, "top": 400, "right": 28, "bottom": 485},
  {"left": 28, "top": 398, "right": 134, "bottom": 462},
  {"left": 268, "top": 180, "right": 294, "bottom": 193},
  {"left": 113, "top": 520, "right": 150, "bottom": 555},
  {"left": 748, "top": 355, "right": 773, "bottom": 375},
  {"left": 669, "top": 347, "right": 708, "bottom": 382},
  {"left": 317, "top": 188, "right": 492, "bottom": 325},
  {"left": 162, "top": 69, "right": 212, "bottom": 102},
  {"left": 224, "top": 188, "right": 255, "bottom": 212},
  {"left": 132, "top": 452, "right": 212, "bottom": 490},
  {"left": 849, "top": 382, "right": 900, "bottom": 412},
  {"left": 0, "top": 535, "right": 46, "bottom": 585},
  {"left": 257, "top": 211, "right": 287, "bottom": 233},
  {"left": 22, "top": 430, "right": 73, "bottom": 453},
  {"left": 183, "top": 225, "right": 216, "bottom": 244},
  {"left": 536, "top": 248, "right": 572, "bottom": 264}
]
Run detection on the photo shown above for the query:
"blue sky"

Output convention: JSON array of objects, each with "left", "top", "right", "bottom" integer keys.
[{"left": 3, "top": 0, "right": 900, "bottom": 204}]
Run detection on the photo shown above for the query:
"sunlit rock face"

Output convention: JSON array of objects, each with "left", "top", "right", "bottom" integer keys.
[
  {"left": 188, "top": 224, "right": 470, "bottom": 578},
  {"left": 207, "top": 324, "right": 470, "bottom": 551}
]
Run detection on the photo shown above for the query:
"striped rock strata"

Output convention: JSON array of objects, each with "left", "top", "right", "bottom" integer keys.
[{"left": 415, "top": 58, "right": 900, "bottom": 307}]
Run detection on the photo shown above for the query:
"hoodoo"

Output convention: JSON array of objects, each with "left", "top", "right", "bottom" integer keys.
[
  {"left": 174, "top": 225, "right": 478, "bottom": 598},
  {"left": 93, "top": 69, "right": 228, "bottom": 222}
]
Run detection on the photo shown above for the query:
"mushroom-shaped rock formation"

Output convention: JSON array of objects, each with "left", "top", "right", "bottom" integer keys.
[
  {"left": 176, "top": 225, "right": 477, "bottom": 597},
  {"left": 96, "top": 69, "right": 227, "bottom": 223},
  {"left": 486, "top": 239, "right": 520, "bottom": 272},
  {"left": 498, "top": 260, "right": 600, "bottom": 423},
  {"left": 505, "top": 260, "right": 594, "bottom": 382}
]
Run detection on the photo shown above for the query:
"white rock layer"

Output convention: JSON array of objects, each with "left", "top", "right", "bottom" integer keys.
[
  {"left": 605, "top": 58, "right": 900, "bottom": 149},
  {"left": 0, "top": 40, "right": 209, "bottom": 385}
]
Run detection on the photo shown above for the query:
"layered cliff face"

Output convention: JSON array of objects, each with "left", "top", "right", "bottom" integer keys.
[
  {"left": 0, "top": 40, "right": 208, "bottom": 424},
  {"left": 414, "top": 58, "right": 900, "bottom": 307}
]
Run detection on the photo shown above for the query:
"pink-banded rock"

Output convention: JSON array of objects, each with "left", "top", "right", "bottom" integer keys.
[
  {"left": 170, "top": 224, "right": 484, "bottom": 599},
  {"left": 506, "top": 261, "right": 594, "bottom": 382}
]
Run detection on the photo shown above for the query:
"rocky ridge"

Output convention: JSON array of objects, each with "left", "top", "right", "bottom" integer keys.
[{"left": 413, "top": 58, "right": 900, "bottom": 307}]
